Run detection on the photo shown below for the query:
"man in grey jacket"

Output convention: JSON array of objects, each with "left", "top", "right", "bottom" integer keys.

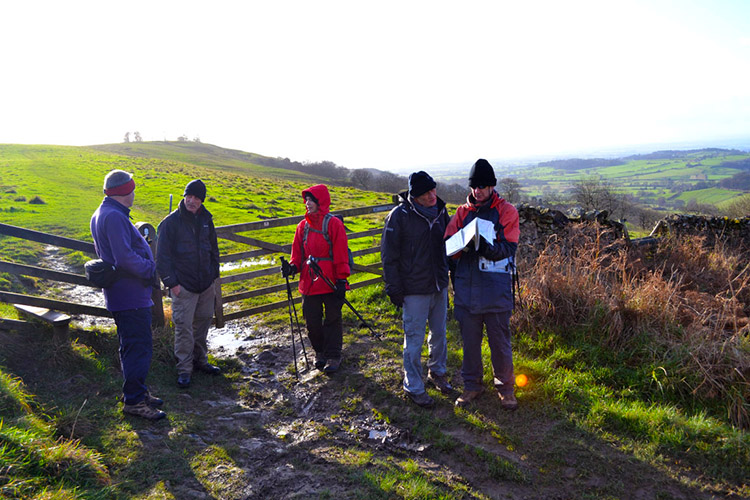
[
  {"left": 381, "top": 171, "right": 453, "bottom": 408},
  {"left": 156, "top": 179, "right": 221, "bottom": 389}
]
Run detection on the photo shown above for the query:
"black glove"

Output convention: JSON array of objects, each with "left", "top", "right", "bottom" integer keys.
[
  {"left": 388, "top": 293, "right": 404, "bottom": 308},
  {"left": 335, "top": 279, "right": 347, "bottom": 299},
  {"left": 281, "top": 261, "right": 298, "bottom": 278}
]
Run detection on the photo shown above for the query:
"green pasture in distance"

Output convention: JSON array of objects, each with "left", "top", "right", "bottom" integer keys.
[
  {"left": 507, "top": 149, "right": 750, "bottom": 206},
  {"left": 674, "top": 187, "right": 744, "bottom": 205}
]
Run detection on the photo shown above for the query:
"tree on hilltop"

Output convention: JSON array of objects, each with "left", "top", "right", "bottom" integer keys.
[
  {"left": 123, "top": 132, "right": 130, "bottom": 143},
  {"left": 134, "top": 131, "right": 142, "bottom": 142}
]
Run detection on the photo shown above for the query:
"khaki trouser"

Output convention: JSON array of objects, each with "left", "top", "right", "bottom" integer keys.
[{"left": 171, "top": 285, "right": 215, "bottom": 375}]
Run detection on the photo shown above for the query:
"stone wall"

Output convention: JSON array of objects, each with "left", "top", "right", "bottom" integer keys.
[{"left": 516, "top": 204, "right": 750, "bottom": 264}]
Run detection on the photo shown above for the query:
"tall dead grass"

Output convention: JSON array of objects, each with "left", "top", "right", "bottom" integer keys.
[{"left": 514, "top": 224, "right": 750, "bottom": 428}]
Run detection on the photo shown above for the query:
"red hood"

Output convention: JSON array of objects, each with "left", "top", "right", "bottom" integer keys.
[{"left": 302, "top": 184, "right": 331, "bottom": 217}]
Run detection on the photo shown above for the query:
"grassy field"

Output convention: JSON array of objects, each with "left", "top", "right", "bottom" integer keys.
[
  {"left": 511, "top": 149, "right": 750, "bottom": 207},
  {"left": 1, "top": 142, "right": 748, "bottom": 499}
]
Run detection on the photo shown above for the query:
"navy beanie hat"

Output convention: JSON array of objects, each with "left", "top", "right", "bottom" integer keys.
[
  {"left": 408, "top": 171, "right": 437, "bottom": 198},
  {"left": 184, "top": 179, "right": 207, "bottom": 202},
  {"left": 468, "top": 159, "right": 497, "bottom": 188}
]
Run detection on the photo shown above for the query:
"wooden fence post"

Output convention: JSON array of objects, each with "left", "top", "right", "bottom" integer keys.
[{"left": 136, "top": 222, "right": 165, "bottom": 328}]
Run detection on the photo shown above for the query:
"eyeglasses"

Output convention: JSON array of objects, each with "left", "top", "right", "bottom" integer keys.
[{"left": 472, "top": 185, "right": 488, "bottom": 190}]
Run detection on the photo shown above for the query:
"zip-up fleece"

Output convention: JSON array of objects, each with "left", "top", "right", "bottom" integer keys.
[
  {"left": 156, "top": 199, "right": 220, "bottom": 294},
  {"left": 381, "top": 191, "right": 450, "bottom": 297},
  {"left": 90, "top": 196, "right": 155, "bottom": 312}
]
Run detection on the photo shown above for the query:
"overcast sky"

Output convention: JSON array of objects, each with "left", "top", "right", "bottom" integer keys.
[{"left": 1, "top": 0, "right": 749, "bottom": 171}]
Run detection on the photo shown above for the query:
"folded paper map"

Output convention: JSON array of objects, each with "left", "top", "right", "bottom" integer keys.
[{"left": 445, "top": 217, "right": 496, "bottom": 256}]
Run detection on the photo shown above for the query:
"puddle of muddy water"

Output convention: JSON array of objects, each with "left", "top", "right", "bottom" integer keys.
[{"left": 37, "top": 246, "right": 276, "bottom": 354}]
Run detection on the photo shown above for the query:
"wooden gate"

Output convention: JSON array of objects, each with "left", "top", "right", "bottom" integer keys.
[{"left": 0, "top": 201, "right": 395, "bottom": 333}]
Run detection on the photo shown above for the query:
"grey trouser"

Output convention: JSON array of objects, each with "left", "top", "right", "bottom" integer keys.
[{"left": 172, "top": 285, "right": 215, "bottom": 375}]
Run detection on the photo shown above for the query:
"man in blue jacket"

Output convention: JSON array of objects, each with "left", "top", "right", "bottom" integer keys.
[
  {"left": 156, "top": 180, "right": 221, "bottom": 389},
  {"left": 381, "top": 171, "right": 453, "bottom": 408},
  {"left": 90, "top": 170, "right": 166, "bottom": 420}
]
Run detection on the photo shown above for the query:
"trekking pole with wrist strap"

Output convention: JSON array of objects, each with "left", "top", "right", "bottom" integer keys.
[
  {"left": 306, "top": 256, "right": 381, "bottom": 339},
  {"left": 280, "top": 257, "right": 309, "bottom": 377}
]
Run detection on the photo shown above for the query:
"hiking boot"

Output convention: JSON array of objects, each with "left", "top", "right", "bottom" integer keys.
[
  {"left": 455, "top": 388, "right": 484, "bottom": 408},
  {"left": 323, "top": 358, "right": 341, "bottom": 373},
  {"left": 499, "top": 392, "right": 518, "bottom": 411},
  {"left": 427, "top": 372, "right": 454, "bottom": 394},
  {"left": 145, "top": 391, "right": 164, "bottom": 407},
  {"left": 314, "top": 354, "right": 326, "bottom": 371},
  {"left": 177, "top": 373, "right": 191, "bottom": 389},
  {"left": 123, "top": 400, "right": 166, "bottom": 420},
  {"left": 195, "top": 363, "right": 221, "bottom": 375},
  {"left": 407, "top": 391, "right": 435, "bottom": 408}
]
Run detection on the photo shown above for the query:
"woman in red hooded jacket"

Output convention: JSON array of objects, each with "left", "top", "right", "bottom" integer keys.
[{"left": 282, "top": 184, "right": 350, "bottom": 373}]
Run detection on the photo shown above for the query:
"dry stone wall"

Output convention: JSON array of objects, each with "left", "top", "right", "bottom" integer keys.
[{"left": 515, "top": 204, "right": 750, "bottom": 264}]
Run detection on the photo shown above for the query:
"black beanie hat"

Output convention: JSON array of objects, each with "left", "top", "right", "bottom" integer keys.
[
  {"left": 468, "top": 159, "right": 497, "bottom": 188},
  {"left": 408, "top": 171, "right": 437, "bottom": 198},
  {"left": 184, "top": 179, "right": 207, "bottom": 202}
]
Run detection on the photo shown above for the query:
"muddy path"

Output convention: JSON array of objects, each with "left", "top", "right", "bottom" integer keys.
[{"left": 33, "top": 247, "right": 730, "bottom": 499}]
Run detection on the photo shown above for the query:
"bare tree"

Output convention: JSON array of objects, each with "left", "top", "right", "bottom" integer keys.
[
  {"left": 498, "top": 177, "right": 522, "bottom": 203},
  {"left": 350, "top": 169, "right": 373, "bottom": 189},
  {"left": 123, "top": 132, "right": 130, "bottom": 143},
  {"left": 570, "top": 175, "right": 602, "bottom": 211},
  {"left": 177, "top": 134, "right": 189, "bottom": 142},
  {"left": 133, "top": 131, "right": 142, "bottom": 142}
]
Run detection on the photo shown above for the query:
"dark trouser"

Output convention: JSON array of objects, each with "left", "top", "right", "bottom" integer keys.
[
  {"left": 302, "top": 292, "right": 344, "bottom": 360},
  {"left": 112, "top": 307, "right": 153, "bottom": 405},
  {"left": 455, "top": 307, "right": 514, "bottom": 396}
]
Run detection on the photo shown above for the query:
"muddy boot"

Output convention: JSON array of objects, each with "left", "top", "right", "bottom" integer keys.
[
  {"left": 455, "top": 388, "right": 484, "bottom": 408},
  {"left": 123, "top": 400, "right": 166, "bottom": 420},
  {"left": 499, "top": 392, "right": 518, "bottom": 411},
  {"left": 315, "top": 353, "right": 326, "bottom": 371},
  {"left": 323, "top": 358, "right": 341, "bottom": 373}
]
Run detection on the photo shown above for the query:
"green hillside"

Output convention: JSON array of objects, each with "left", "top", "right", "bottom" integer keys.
[
  {"left": 0, "top": 142, "right": 392, "bottom": 263},
  {"left": 511, "top": 148, "right": 750, "bottom": 208}
]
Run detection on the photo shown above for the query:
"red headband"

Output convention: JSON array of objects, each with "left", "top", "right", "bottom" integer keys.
[{"left": 105, "top": 179, "right": 135, "bottom": 196}]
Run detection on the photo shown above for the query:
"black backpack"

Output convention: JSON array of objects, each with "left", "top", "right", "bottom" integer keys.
[{"left": 302, "top": 213, "right": 355, "bottom": 269}]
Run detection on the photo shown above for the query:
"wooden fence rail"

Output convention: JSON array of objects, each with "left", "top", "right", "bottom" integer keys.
[{"left": 0, "top": 201, "right": 395, "bottom": 332}]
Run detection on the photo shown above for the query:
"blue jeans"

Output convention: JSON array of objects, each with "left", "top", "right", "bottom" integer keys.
[
  {"left": 454, "top": 307, "right": 514, "bottom": 396},
  {"left": 402, "top": 289, "right": 448, "bottom": 395},
  {"left": 112, "top": 307, "right": 153, "bottom": 405}
]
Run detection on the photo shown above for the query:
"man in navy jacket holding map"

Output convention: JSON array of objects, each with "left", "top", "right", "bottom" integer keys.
[{"left": 445, "top": 159, "right": 520, "bottom": 410}]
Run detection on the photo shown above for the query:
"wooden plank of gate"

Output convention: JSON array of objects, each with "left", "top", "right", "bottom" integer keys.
[{"left": 13, "top": 304, "right": 70, "bottom": 341}]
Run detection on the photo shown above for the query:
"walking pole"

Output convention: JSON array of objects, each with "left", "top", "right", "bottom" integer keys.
[
  {"left": 280, "top": 258, "right": 300, "bottom": 379},
  {"left": 280, "top": 257, "right": 309, "bottom": 370},
  {"left": 306, "top": 257, "right": 381, "bottom": 339}
]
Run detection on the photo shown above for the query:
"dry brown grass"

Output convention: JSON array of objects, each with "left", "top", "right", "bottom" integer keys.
[{"left": 514, "top": 224, "right": 750, "bottom": 427}]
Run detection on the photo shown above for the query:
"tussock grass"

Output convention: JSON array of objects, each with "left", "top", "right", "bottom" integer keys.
[
  {"left": 516, "top": 224, "right": 749, "bottom": 428},
  {"left": 0, "top": 367, "right": 112, "bottom": 499}
]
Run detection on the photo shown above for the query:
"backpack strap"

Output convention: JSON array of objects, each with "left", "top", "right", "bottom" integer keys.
[{"left": 302, "top": 213, "right": 334, "bottom": 261}]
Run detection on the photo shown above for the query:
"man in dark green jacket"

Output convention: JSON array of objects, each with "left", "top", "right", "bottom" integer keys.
[{"left": 156, "top": 179, "right": 221, "bottom": 389}]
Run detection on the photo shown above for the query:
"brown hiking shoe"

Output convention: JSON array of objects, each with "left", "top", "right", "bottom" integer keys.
[
  {"left": 455, "top": 388, "right": 484, "bottom": 408},
  {"left": 427, "top": 372, "right": 454, "bottom": 394},
  {"left": 499, "top": 392, "right": 518, "bottom": 411},
  {"left": 123, "top": 400, "right": 166, "bottom": 420},
  {"left": 145, "top": 392, "right": 164, "bottom": 407}
]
